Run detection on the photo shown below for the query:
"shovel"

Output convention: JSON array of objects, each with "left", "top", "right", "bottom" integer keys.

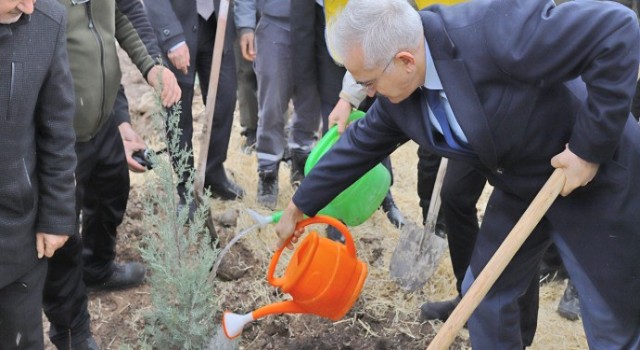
[
  {"left": 426, "top": 168, "right": 565, "bottom": 350},
  {"left": 193, "top": 0, "right": 232, "bottom": 241},
  {"left": 389, "top": 158, "right": 449, "bottom": 291}
]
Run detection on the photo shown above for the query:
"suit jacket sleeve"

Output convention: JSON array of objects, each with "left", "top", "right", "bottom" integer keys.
[
  {"left": 144, "top": 0, "right": 185, "bottom": 55},
  {"left": 484, "top": 0, "right": 640, "bottom": 164},
  {"left": 234, "top": 0, "right": 257, "bottom": 30},
  {"left": 292, "top": 101, "right": 409, "bottom": 216},
  {"left": 36, "top": 12, "right": 77, "bottom": 235}
]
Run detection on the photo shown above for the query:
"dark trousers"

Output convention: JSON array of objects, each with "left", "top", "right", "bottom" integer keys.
[
  {"left": 314, "top": 4, "right": 347, "bottom": 133},
  {"left": 169, "top": 14, "right": 236, "bottom": 195},
  {"left": 44, "top": 117, "right": 128, "bottom": 348},
  {"left": 440, "top": 159, "right": 486, "bottom": 293},
  {"left": 234, "top": 36, "right": 258, "bottom": 133},
  {"left": 0, "top": 259, "right": 47, "bottom": 350}
]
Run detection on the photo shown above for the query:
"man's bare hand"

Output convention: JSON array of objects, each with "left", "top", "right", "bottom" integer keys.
[
  {"left": 118, "top": 122, "right": 147, "bottom": 173},
  {"left": 328, "top": 98, "right": 353, "bottom": 134},
  {"left": 146, "top": 65, "right": 181, "bottom": 107},
  {"left": 239, "top": 31, "right": 256, "bottom": 61},
  {"left": 168, "top": 42, "right": 190, "bottom": 75},
  {"left": 550, "top": 144, "right": 600, "bottom": 196},
  {"left": 274, "top": 201, "right": 305, "bottom": 249},
  {"left": 36, "top": 233, "right": 69, "bottom": 259}
]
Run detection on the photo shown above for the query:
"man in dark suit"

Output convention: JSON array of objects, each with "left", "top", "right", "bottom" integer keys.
[
  {"left": 0, "top": 0, "right": 76, "bottom": 348},
  {"left": 276, "top": 0, "right": 640, "bottom": 348},
  {"left": 146, "top": 0, "right": 244, "bottom": 212}
]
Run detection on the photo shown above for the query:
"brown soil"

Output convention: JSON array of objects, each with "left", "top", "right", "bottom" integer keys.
[{"left": 43, "top": 48, "right": 587, "bottom": 350}]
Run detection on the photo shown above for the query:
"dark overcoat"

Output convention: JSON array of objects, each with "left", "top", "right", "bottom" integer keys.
[{"left": 0, "top": 0, "right": 77, "bottom": 288}]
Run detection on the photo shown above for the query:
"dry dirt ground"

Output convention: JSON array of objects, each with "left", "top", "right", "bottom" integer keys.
[{"left": 44, "top": 50, "right": 588, "bottom": 350}]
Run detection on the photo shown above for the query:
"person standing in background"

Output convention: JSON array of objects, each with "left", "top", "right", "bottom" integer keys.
[
  {"left": 0, "top": 0, "right": 76, "bottom": 348},
  {"left": 146, "top": 0, "right": 245, "bottom": 218}
]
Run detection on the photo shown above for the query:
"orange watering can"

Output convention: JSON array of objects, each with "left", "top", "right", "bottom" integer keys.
[{"left": 222, "top": 215, "right": 368, "bottom": 339}]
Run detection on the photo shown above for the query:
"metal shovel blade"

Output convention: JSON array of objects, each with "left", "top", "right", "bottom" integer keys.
[{"left": 389, "top": 222, "right": 448, "bottom": 291}]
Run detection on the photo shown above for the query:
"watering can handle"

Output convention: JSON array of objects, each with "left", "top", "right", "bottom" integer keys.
[{"left": 267, "top": 215, "right": 357, "bottom": 288}]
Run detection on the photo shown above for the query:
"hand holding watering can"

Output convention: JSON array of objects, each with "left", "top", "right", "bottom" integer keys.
[{"left": 276, "top": 110, "right": 391, "bottom": 248}]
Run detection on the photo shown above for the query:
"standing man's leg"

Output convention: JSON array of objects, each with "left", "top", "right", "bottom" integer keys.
[
  {"left": 463, "top": 190, "right": 551, "bottom": 349},
  {"left": 552, "top": 232, "right": 640, "bottom": 348},
  {"left": 254, "top": 19, "right": 296, "bottom": 209},
  {"left": 0, "top": 259, "right": 47, "bottom": 350},
  {"left": 82, "top": 113, "right": 144, "bottom": 290},
  {"left": 420, "top": 160, "right": 486, "bottom": 321},
  {"left": 44, "top": 125, "right": 104, "bottom": 349},
  {"left": 197, "top": 15, "right": 243, "bottom": 200},
  {"left": 234, "top": 36, "right": 259, "bottom": 153}
]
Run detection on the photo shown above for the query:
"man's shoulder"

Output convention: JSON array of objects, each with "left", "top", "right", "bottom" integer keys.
[{"left": 33, "top": 0, "right": 66, "bottom": 26}]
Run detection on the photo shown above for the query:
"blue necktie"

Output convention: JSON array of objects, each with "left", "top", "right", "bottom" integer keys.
[{"left": 425, "top": 88, "right": 470, "bottom": 152}]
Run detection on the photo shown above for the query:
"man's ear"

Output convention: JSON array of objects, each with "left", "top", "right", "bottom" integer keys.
[{"left": 396, "top": 51, "right": 416, "bottom": 71}]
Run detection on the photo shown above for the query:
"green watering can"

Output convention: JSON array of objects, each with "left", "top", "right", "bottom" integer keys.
[
  {"left": 253, "top": 110, "right": 391, "bottom": 227},
  {"left": 306, "top": 110, "right": 391, "bottom": 226}
]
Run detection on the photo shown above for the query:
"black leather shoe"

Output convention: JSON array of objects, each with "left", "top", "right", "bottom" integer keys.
[
  {"left": 290, "top": 149, "right": 309, "bottom": 188},
  {"left": 257, "top": 169, "right": 279, "bottom": 209},
  {"left": 207, "top": 178, "right": 245, "bottom": 201},
  {"left": 86, "top": 262, "right": 145, "bottom": 291},
  {"left": 420, "top": 295, "right": 461, "bottom": 322},
  {"left": 76, "top": 336, "right": 100, "bottom": 350},
  {"left": 381, "top": 193, "right": 406, "bottom": 229},
  {"left": 557, "top": 280, "right": 580, "bottom": 321}
]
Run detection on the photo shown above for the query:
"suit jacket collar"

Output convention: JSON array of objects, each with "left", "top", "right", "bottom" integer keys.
[{"left": 420, "top": 10, "right": 499, "bottom": 170}]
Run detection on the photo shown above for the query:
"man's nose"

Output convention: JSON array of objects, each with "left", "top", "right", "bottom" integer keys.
[
  {"left": 366, "top": 86, "right": 376, "bottom": 97},
  {"left": 18, "top": 0, "right": 36, "bottom": 15}
]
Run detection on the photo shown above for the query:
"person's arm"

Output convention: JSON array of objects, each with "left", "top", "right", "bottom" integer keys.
[
  {"left": 112, "top": 86, "right": 148, "bottom": 172},
  {"left": 328, "top": 71, "right": 367, "bottom": 133},
  {"left": 115, "top": 6, "right": 181, "bottom": 107},
  {"left": 235, "top": 0, "right": 257, "bottom": 60},
  {"left": 486, "top": 0, "right": 640, "bottom": 195},
  {"left": 35, "top": 11, "right": 77, "bottom": 257},
  {"left": 116, "top": 0, "right": 162, "bottom": 61}
]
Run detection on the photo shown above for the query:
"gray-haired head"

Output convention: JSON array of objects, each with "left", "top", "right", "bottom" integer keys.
[{"left": 326, "top": 0, "right": 423, "bottom": 70}]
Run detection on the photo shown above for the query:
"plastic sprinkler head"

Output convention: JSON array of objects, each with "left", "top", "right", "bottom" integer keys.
[
  {"left": 222, "top": 311, "right": 255, "bottom": 339},
  {"left": 246, "top": 209, "right": 283, "bottom": 227}
]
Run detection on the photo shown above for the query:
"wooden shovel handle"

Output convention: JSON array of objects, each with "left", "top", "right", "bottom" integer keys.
[
  {"left": 426, "top": 168, "right": 565, "bottom": 350},
  {"left": 420, "top": 158, "right": 448, "bottom": 249}
]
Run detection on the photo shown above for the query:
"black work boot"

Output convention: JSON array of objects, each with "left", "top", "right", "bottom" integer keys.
[
  {"left": 241, "top": 128, "right": 257, "bottom": 154},
  {"left": 290, "top": 149, "right": 309, "bottom": 188},
  {"left": 420, "top": 295, "right": 461, "bottom": 322},
  {"left": 381, "top": 192, "right": 406, "bottom": 228},
  {"left": 557, "top": 279, "right": 581, "bottom": 321},
  {"left": 85, "top": 262, "right": 146, "bottom": 291},
  {"left": 257, "top": 169, "right": 279, "bottom": 209}
]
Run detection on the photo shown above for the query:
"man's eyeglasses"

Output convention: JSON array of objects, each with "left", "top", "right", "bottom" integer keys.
[
  {"left": 359, "top": 55, "right": 395, "bottom": 90},
  {"left": 71, "top": 0, "right": 90, "bottom": 5}
]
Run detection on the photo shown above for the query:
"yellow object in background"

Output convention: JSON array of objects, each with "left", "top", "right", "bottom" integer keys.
[
  {"left": 415, "top": 0, "right": 465, "bottom": 9},
  {"left": 324, "top": 0, "right": 467, "bottom": 24}
]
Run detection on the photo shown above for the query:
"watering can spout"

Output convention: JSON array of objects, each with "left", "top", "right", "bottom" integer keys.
[
  {"left": 222, "top": 301, "right": 305, "bottom": 339},
  {"left": 246, "top": 208, "right": 283, "bottom": 227}
]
